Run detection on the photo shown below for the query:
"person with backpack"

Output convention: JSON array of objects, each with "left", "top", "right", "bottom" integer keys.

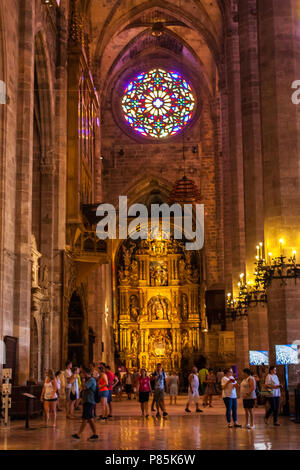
[
  {"left": 240, "top": 368, "right": 256, "bottom": 429},
  {"left": 72, "top": 367, "right": 98, "bottom": 440}
]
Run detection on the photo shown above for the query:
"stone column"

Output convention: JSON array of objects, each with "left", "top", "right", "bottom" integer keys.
[
  {"left": 221, "top": 3, "right": 248, "bottom": 375},
  {"left": 13, "top": 0, "right": 35, "bottom": 385},
  {"left": 257, "top": 0, "right": 300, "bottom": 390},
  {"left": 238, "top": 0, "right": 268, "bottom": 353}
]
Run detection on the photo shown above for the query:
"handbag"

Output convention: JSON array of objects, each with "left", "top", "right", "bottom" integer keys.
[{"left": 260, "top": 387, "right": 274, "bottom": 398}]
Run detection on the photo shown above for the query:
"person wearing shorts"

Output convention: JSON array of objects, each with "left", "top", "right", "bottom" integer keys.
[
  {"left": 105, "top": 364, "right": 118, "bottom": 418},
  {"left": 40, "top": 369, "right": 58, "bottom": 427},
  {"left": 98, "top": 365, "right": 109, "bottom": 420},
  {"left": 185, "top": 366, "right": 203, "bottom": 413},
  {"left": 240, "top": 368, "right": 256, "bottom": 429},
  {"left": 138, "top": 369, "right": 152, "bottom": 417},
  {"left": 72, "top": 367, "right": 98, "bottom": 440}
]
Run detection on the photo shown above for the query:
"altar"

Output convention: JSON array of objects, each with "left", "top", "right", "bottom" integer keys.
[{"left": 114, "top": 235, "right": 207, "bottom": 373}]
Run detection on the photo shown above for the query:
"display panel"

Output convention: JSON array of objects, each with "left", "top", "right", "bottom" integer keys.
[
  {"left": 249, "top": 350, "right": 269, "bottom": 366},
  {"left": 122, "top": 68, "right": 195, "bottom": 139},
  {"left": 275, "top": 344, "right": 299, "bottom": 365}
]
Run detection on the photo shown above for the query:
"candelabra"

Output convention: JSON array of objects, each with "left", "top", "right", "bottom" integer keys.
[{"left": 226, "top": 240, "right": 300, "bottom": 321}]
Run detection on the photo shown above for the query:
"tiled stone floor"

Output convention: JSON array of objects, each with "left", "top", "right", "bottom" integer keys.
[{"left": 0, "top": 395, "right": 299, "bottom": 450}]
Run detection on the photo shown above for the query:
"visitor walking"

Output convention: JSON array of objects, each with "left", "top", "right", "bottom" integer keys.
[
  {"left": 124, "top": 371, "right": 133, "bottom": 400},
  {"left": 105, "top": 364, "right": 119, "bottom": 418},
  {"left": 264, "top": 366, "right": 282, "bottom": 426},
  {"left": 198, "top": 366, "right": 209, "bottom": 396},
  {"left": 153, "top": 363, "right": 168, "bottom": 418},
  {"left": 221, "top": 367, "right": 241, "bottom": 428},
  {"left": 40, "top": 369, "right": 58, "bottom": 427},
  {"left": 69, "top": 366, "right": 80, "bottom": 418},
  {"left": 185, "top": 366, "right": 203, "bottom": 413},
  {"left": 64, "top": 360, "right": 73, "bottom": 419},
  {"left": 216, "top": 369, "right": 224, "bottom": 393},
  {"left": 202, "top": 368, "right": 216, "bottom": 407},
  {"left": 137, "top": 369, "right": 152, "bottom": 417},
  {"left": 72, "top": 367, "right": 98, "bottom": 440},
  {"left": 55, "top": 370, "right": 63, "bottom": 411},
  {"left": 98, "top": 365, "right": 109, "bottom": 420},
  {"left": 240, "top": 369, "right": 256, "bottom": 429},
  {"left": 167, "top": 371, "right": 179, "bottom": 405}
]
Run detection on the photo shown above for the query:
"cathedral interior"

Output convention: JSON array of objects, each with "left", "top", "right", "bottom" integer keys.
[{"left": 0, "top": 0, "right": 300, "bottom": 410}]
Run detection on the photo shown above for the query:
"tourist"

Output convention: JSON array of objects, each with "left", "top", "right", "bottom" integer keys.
[
  {"left": 132, "top": 369, "right": 139, "bottom": 400},
  {"left": 124, "top": 371, "right": 133, "bottom": 400},
  {"left": 64, "top": 360, "right": 73, "bottom": 419},
  {"left": 221, "top": 367, "right": 241, "bottom": 428},
  {"left": 69, "top": 366, "right": 80, "bottom": 418},
  {"left": 40, "top": 369, "right": 58, "bottom": 427},
  {"left": 240, "top": 369, "right": 256, "bottom": 429},
  {"left": 203, "top": 368, "right": 216, "bottom": 407},
  {"left": 137, "top": 369, "right": 152, "bottom": 417},
  {"left": 105, "top": 364, "right": 119, "bottom": 418},
  {"left": 90, "top": 362, "right": 100, "bottom": 379},
  {"left": 198, "top": 365, "right": 209, "bottom": 396},
  {"left": 153, "top": 363, "right": 168, "bottom": 418},
  {"left": 55, "top": 370, "right": 63, "bottom": 411},
  {"left": 185, "top": 366, "right": 203, "bottom": 413},
  {"left": 264, "top": 366, "right": 282, "bottom": 426},
  {"left": 98, "top": 365, "right": 109, "bottom": 420},
  {"left": 114, "top": 371, "right": 123, "bottom": 401},
  {"left": 216, "top": 368, "right": 224, "bottom": 393},
  {"left": 167, "top": 371, "right": 179, "bottom": 405},
  {"left": 72, "top": 367, "right": 98, "bottom": 440},
  {"left": 75, "top": 368, "right": 82, "bottom": 410}
]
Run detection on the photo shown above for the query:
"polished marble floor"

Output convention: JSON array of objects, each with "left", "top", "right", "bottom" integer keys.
[{"left": 0, "top": 395, "right": 299, "bottom": 450}]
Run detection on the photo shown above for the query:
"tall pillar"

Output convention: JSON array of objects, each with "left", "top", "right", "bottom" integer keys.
[
  {"left": 222, "top": 3, "right": 248, "bottom": 374},
  {"left": 238, "top": 0, "right": 268, "bottom": 352},
  {"left": 257, "top": 0, "right": 300, "bottom": 388},
  {"left": 13, "top": 0, "right": 35, "bottom": 385}
]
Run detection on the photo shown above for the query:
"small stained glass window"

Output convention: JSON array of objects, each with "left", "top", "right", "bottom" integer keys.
[{"left": 122, "top": 68, "right": 195, "bottom": 139}]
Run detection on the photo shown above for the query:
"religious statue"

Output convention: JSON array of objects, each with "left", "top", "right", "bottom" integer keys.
[
  {"left": 118, "top": 266, "right": 130, "bottom": 285},
  {"left": 148, "top": 296, "right": 168, "bottom": 321},
  {"left": 122, "top": 242, "right": 135, "bottom": 267},
  {"left": 150, "top": 262, "right": 168, "bottom": 286},
  {"left": 181, "top": 293, "right": 189, "bottom": 320},
  {"left": 129, "top": 295, "right": 139, "bottom": 321},
  {"left": 181, "top": 330, "right": 189, "bottom": 350},
  {"left": 178, "top": 258, "right": 186, "bottom": 283},
  {"left": 130, "top": 259, "right": 139, "bottom": 283},
  {"left": 131, "top": 330, "right": 139, "bottom": 353}
]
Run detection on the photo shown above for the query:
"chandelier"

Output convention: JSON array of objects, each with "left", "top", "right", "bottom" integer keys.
[
  {"left": 168, "top": 175, "right": 201, "bottom": 204},
  {"left": 226, "top": 240, "right": 300, "bottom": 321}
]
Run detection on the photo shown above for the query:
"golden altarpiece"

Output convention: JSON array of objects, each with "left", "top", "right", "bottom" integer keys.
[{"left": 114, "top": 236, "right": 207, "bottom": 372}]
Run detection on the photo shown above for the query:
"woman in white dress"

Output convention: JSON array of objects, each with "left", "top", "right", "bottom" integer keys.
[{"left": 40, "top": 369, "right": 58, "bottom": 427}]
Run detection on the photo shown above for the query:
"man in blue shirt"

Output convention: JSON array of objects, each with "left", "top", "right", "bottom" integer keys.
[{"left": 72, "top": 367, "right": 98, "bottom": 440}]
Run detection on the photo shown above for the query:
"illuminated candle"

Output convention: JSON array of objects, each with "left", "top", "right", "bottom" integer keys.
[
  {"left": 268, "top": 252, "right": 272, "bottom": 265},
  {"left": 240, "top": 273, "right": 244, "bottom": 286},
  {"left": 279, "top": 238, "right": 284, "bottom": 255},
  {"left": 259, "top": 242, "right": 263, "bottom": 260},
  {"left": 293, "top": 250, "right": 297, "bottom": 261},
  {"left": 256, "top": 245, "right": 260, "bottom": 258}
]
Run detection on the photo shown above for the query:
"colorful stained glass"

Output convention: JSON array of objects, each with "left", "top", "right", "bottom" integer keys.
[{"left": 122, "top": 68, "right": 195, "bottom": 139}]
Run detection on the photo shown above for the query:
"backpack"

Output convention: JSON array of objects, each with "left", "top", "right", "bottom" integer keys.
[{"left": 94, "top": 380, "right": 101, "bottom": 403}]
